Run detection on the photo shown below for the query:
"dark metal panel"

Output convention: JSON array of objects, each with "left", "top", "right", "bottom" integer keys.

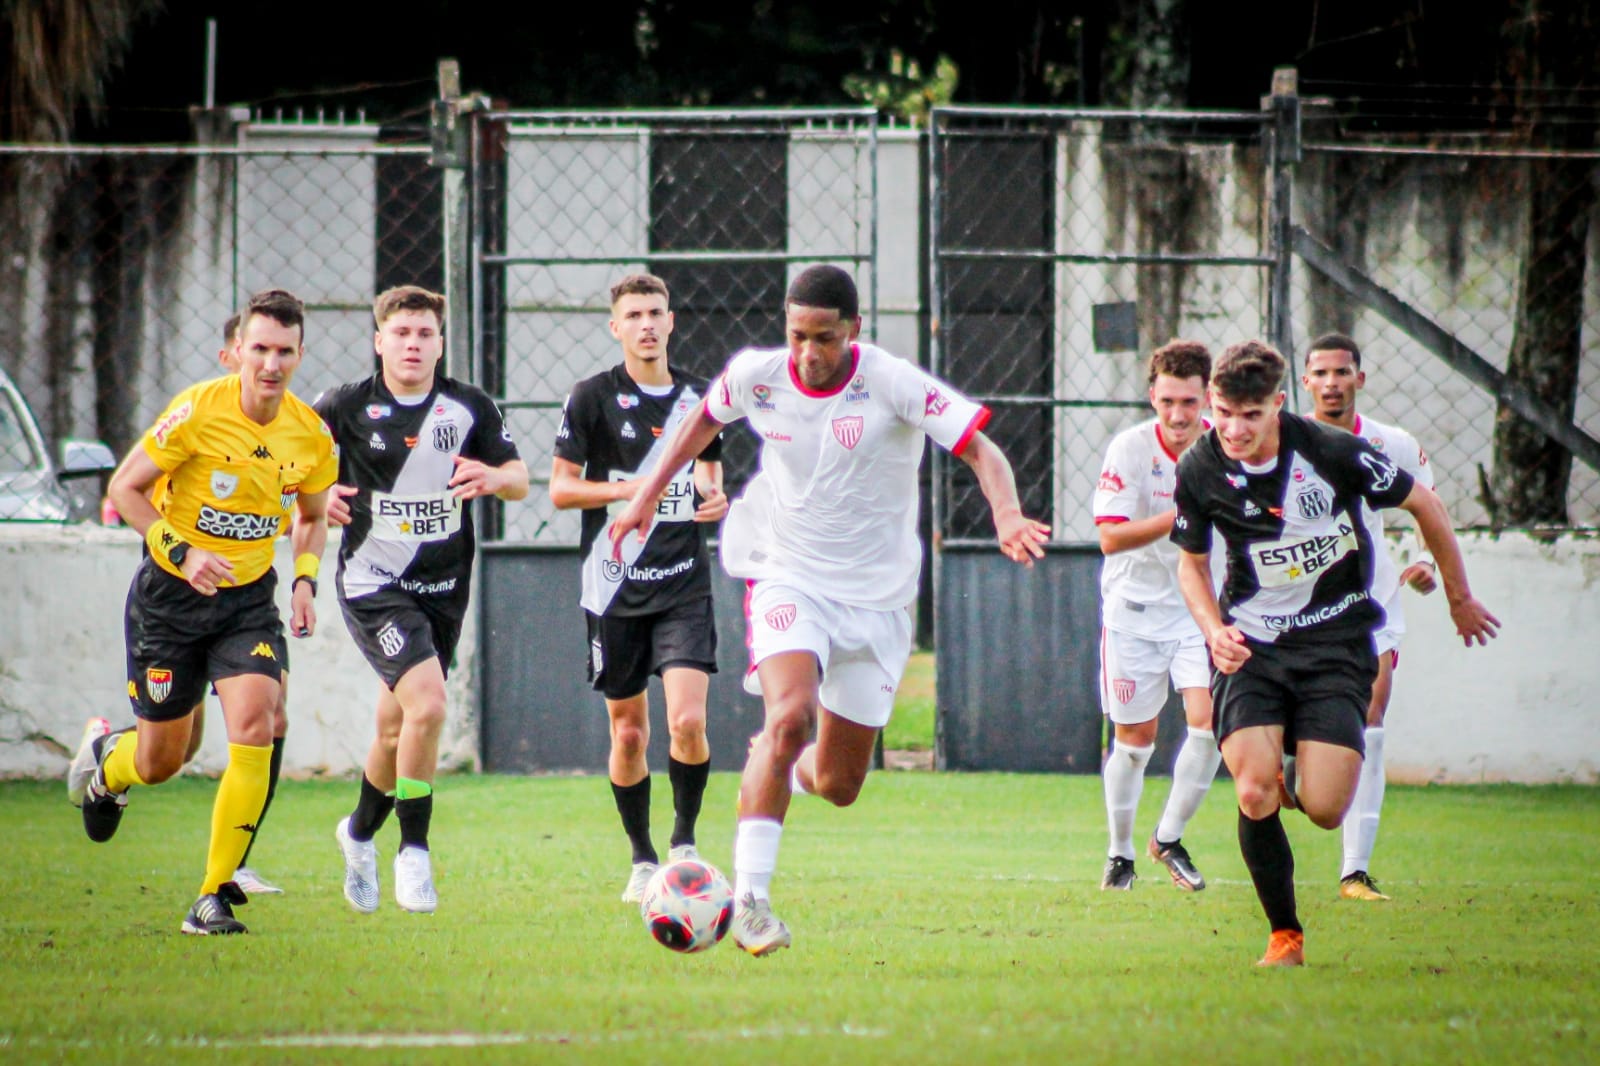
[{"left": 479, "top": 544, "right": 766, "bottom": 773}]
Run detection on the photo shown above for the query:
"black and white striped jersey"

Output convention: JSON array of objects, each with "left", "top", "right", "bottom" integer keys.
[
  {"left": 315, "top": 373, "right": 520, "bottom": 606},
  {"left": 1170, "top": 412, "right": 1415, "bottom": 644},
  {"left": 553, "top": 364, "right": 721, "bottom": 618}
]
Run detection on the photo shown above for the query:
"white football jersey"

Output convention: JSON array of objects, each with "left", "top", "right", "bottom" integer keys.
[
  {"left": 709, "top": 342, "right": 989, "bottom": 610},
  {"left": 1348, "top": 413, "right": 1434, "bottom": 606},
  {"left": 1093, "top": 418, "right": 1211, "bottom": 641}
]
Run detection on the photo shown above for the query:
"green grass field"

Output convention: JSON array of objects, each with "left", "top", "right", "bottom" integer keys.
[{"left": 3, "top": 772, "right": 1596, "bottom": 1064}]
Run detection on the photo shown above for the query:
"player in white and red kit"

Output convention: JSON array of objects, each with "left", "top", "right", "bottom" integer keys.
[
  {"left": 610, "top": 265, "right": 1049, "bottom": 956},
  {"left": 1303, "top": 332, "right": 1437, "bottom": 902},
  {"left": 1093, "top": 341, "right": 1221, "bottom": 892}
]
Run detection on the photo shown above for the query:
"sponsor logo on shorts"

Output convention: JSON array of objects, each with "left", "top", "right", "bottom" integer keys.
[
  {"left": 251, "top": 643, "right": 276, "bottom": 660},
  {"left": 831, "top": 416, "right": 863, "bottom": 450},
  {"left": 764, "top": 604, "right": 797, "bottom": 631},
  {"left": 196, "top": 505, "right": 279, "bottom": 541},
  {"left": 591, "top": 638, "right": 604, "bottom": 674},
  {"left": 1112, "top": 678, "right": 1136, "bottom": 704},
  {"left": 924, "top": 385, "right": 950, "bottom": 417},
  {"left": 151, "top": 402, "right": 193, "bottom": 447},
  {"left": 433, "top": 422, "right": 459, "bottom": 452},
  {"left": 1250, "top": 522, "right": 1358, "bottom": 588},
  {"left": 626, "top": 559, "right": 694, "bottom": 582},
  {"left": 210, "top": 471, "right": 238, "bottom": 500},
  {"left": 1261, "top": 590, "right": 1369, "bottom": 632},
  {"left": 146, "top": 667, "right": 173, "bottom": 704},
  {"left": 397, "top": 576, "right": 458, "bottom": 595},
  {"left": 602, "top": 559, "right": 624, "bottom": 582},
  {"left": 377, "top": 621, "right": 406, "bottom": 658}
]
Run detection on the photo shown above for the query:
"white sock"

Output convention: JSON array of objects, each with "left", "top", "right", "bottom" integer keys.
[
  {"left": 733, "top": 817, "right": 783, "bottom": 902},
  {"left": 1342, "top": 727, "right": 1386, "bottom": 878},
  {"left": 789, "top": 745, "right": 813, "bottom": 797},
  {"left": 1103, "top": 740, "right": 1154, "bottom": 860},
  {"left": 1156, "top": 727, "right": 1222, "bottom": 844}
]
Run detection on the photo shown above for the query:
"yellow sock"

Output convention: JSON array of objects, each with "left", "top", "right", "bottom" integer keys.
[
  {"left": 102, "top": 731, "right": 147, "bottom": 794},
  {"left": 201, "top": 743, "right": 271, "bottom": 895}
]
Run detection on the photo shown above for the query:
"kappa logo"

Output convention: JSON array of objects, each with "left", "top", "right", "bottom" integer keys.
[
  {"left": 146, "top": 667, "right": 173, "bottom": 704},
  {"left": 369, "top": 432, "right": 386, "bottom": 451},
  {"left": 617, "top": 393, "right": 640, "bottom": 410},
  {"left": 924, "top": 385, "right": 950, "bottom": 417},
  {"left": 252, "top": 445, "right": 273, "bottom": 460},
  {"left": 210, "top": 470, "right": 239, "bottom": 500},
  {"left": 831, "top": 416, "right": 864, "bottom": 450},
  {"left": 1359, "top": 451, "right": 1399, "bottom": 493},
  {"left": 764, "top": 604, "right": 797, "bottom": 631},
  {"left": 1097, "top": 470, "right": 1124, "bottom": 494},
  {"left": 1112, "top": 678, "right": 1136, "bottom": 704},
  {"left": 376, "top": 621, "right": 406, "bottom": 659},
  {"left": 433, "top": 422, "right": 459, "bottom": 452},
  {"left": 127, "top": 680, "right": 137, "bottom": 699},
  {"left": 366, "top": 403, "right": 392, "bottom": 420},
  {"left": 250, "top": 643, "right": 277, "bottom": 660},
  {"left": 1297, "top": 485, "right": 1331, "bottom": 519}
]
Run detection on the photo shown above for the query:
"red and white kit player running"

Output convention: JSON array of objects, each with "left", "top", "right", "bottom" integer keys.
[
  {"left": 610, "top": 265, "right": 1049, "bottom": 956},
  {"left": 1094, "top": 341, "right": 1222, "bottom": 892},
  {"left": 1303, "top": 332, "right": 1437, "bottom": 902}
]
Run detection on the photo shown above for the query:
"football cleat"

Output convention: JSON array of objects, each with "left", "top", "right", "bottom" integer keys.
[
  {"left": 1278, "top": 753, "right": 1300, "bottom": 811},
  {"left": 394, "top": 846, "right": 437, "bottom": 914},
  {"left": 1339, "top": 870, "right": 1391, "bottom": 902},
  {"left": 667, "top": 843, "right": 701, "bottom": 863},
  {"left": 622, "top": 861, "right": 659, "bottom": 905},
  {"left": 80, "top": 731, "right": 129, "bottom": 843},
  {"left": 731, "top": 893, "right": 791, "bottom": 957},
  {"left": 335, "top": 816, "right": 380, "bottom": 914},
  {"left": 232, "top": 866, "right": 284, "bottom": 895},
  {"left": 1100, "top": 855, "right": 1138, "bottom": 891},
  {"left": 1256, "top": 929, "right": 1305, "bottom": 967},
  {"left": 182, "top": 882, "right": 249, "bottom": 935},
  {"left": 66, "top": 718, "right": 112, "bottom": 807},
  {"left": 1147, "top": 836, "right": 1206, "bottom": 891}
]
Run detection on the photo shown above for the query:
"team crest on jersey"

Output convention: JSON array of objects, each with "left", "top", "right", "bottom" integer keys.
[
  {"left": 846, "top": 375, "right": 871, "bottom": 403},
  {"left": 433, "top": 422, "right": 460, "bottom": 452},
  {"left": 1367, "top": 435, "right": 1384, "bottom": 451},
  {"left": 151, "top": 402, "right": 193, "bottom": 447},
  {"left": 752, "top": 384, "right": 776, "bottom": 411},
  {"left": 832, "top": 416, "right": 864, "bottom": 450},
  {"left": 377, "top": 621, "right": 406, "bottom": 659},
  {"left": 1097, "top": 469, "right": 1124, "bottom": 493},
  {"left": 924, "top": 385, "right": 950, "bottom": 417},
  {"left": 281, "top": 485, "right": 299, "bottom": 511},
  {"left": 1296, "top": 485, "right": 1331, "bottom": 519},
  {"left": 146, "top": 667, "right": 173, "bottom": 704},
  {"left": 617, "top": 393, "right": 640, "bottom": 410},
  {"left": 1112, "top": 678, "right": 1136, "bottom": 704},
  {"left": 366, "top": 404, "right": 391, "bottom": 420},
  {"left": 210, "top": 471, "right": 238, "bottom": 500},
  {"left": 764, "top": 604, "right": 797, "bottom": 631}
]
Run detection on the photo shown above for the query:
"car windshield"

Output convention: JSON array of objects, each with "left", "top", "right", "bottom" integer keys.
[{"left": 0, "top": 389, "right": 45, "bottom": 473}]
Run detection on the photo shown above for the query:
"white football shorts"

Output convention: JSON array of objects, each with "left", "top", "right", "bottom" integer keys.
[
  {"left": 743, "top": 579, "right": 912, "bottom": 729},
  {"left": 1098, "top": 627, "right": 1209, "bottom": 725}
]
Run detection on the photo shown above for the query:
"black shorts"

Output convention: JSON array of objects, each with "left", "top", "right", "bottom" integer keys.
[
  {"left": 1211, "top": 635, "right": 1375, "bottom": 754},
  {"left": 585, "top": 596, "right": 718, "bottom": 701},
  {"left": 341, "top": 586, "right": 464, "bottom": 689},
  {"left": 124, "top": 558, "right": 285, "bottom": 723}
]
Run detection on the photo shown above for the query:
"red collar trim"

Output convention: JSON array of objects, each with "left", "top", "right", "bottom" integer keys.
[{"left": 787, "top": 345, "right": 860, "bottom": 398}]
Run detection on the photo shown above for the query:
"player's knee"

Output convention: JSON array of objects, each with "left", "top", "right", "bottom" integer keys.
[
  {"left": 812, "top": 767, "right": 866, "bottom": 808},
  {"left": 135, "top": 748, "right": 184, "bottom": 784},
  {"left": 406, "top": 699, "right": 448, "bottom": 739},
  {"left": 666, "top": 706, "right": 707, "bottom": 745},
  {"left": 612, "top": 720, "right": 648, "bottom": 759},
  {"left": 1233, "top": 775, "right": 1279, "bottom": 818},
  {"left": 763, "top": 711, "right": 813, "bottom": 761},
  {"left": 1301, "top": 797, "right": 1347, "bottom": 830}
]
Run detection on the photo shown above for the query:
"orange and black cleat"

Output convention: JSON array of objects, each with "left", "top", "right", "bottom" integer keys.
[{"left": 1256, "top": 929, "right": 1305, "bottom": 968}]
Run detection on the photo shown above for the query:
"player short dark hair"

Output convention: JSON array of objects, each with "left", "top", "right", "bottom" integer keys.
[
  {"left": 243, "top": 288, "right": 305, "bottom": 340},
  {"left": 222, "top": 313, "right": 241, "bottom": 346},
  {"left": 1308, "top": 331, "right": 1362, "bottom": 368},
  {"left": 1148, "top": 340, "right": 1211, "bottom": 387},
  {"left": 786, "top": 265, "right": 858, "bottom": 320},
  {"left": 1211, "top": 341, "right": 1286, "bottom": 403},
  {"left": 374, "top": 285, "right": 446, "bottom": 329},
  {"left": 609, "top": 274, "right": 669, "bottom": 307}
]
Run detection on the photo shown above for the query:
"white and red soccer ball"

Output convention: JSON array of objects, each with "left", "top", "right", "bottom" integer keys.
[{"left": 639, "top": 859, "right": 734, "bottom": 953}]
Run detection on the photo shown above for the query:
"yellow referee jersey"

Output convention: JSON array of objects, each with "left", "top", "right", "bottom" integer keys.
[{"left": 142, "top": 375, "right": 339, "bottom": 585}]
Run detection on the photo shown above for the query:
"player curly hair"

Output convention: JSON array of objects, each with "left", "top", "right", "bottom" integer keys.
[
  {"left": 1148, "top": 339, "right": 1211, "bottom": 387},
  {"left": 609, "top": 273, "right": 669, "bottom": 307},
  {"left": 1308, "top": 331, "right": 1361, "bottom": 367},
  {"left": 1211, "top": 340, "right": 1285, "bottom": 403},
  {"left": 373, "top": 285, "right": 446, "bottom": 328},
  {"left": 786, "top": 264, "right": 858, "bottom": 320}
]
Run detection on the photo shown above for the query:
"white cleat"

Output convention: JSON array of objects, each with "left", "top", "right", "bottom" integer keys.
[
  {"left": 731, "top": 893, "right": 792, "bottom": 957},
  {"left": 232, "top": 866, "right": 284, "bottom": 895},
  {"left": 667, "top": 843, "right": 700, "bottom": 864},
  {"left": 621, "top": 861, "right": 658, "bottom": 904},
  {"left": 67, "top": 718, "right": 112, "bottom": 808},
  {"left": 335, "top": 817, "right": 380, "bottom": 914},
  {"left": 394, "top": 846, "right": 437, "bottom": 914}
]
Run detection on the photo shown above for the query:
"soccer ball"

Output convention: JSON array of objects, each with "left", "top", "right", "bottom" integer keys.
[{"left": 639, "top": 859, "right": 734, "bottom": 953}]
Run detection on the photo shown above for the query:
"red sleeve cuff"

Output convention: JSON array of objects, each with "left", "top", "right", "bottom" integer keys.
[
  {"left": 950, "top": 406, "right": 992, "bottom": 458},
  {"left": 1094, "top": 516, "right": 1130, "bottom": 525}
]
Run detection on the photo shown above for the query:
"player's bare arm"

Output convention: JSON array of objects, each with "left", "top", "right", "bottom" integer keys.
[
  {"left": 449, "top": 455, "right": 530, "bottom": 502},
  {"left": 107, "top": 445, "right": 234, "bottom": 596},
  {"left": 1177, "top": 548, "right": 1249, "bottom": 672},
  {"left": 1397, "top": 482, "right": 1500, "bottom": 646},
  {"left": 289, "top": 485, "right": 334, "bottom": 638},
  {"left": 549, "top": 456, "right": 649, "bottom": 510},
  {"left": 324, "top": 483, "right": 358, "bottom": 527},
  {"left": 692, "top": 459, "right": 727, "bottom": 523},
  {"left": 1097, "top": 510, "right": 1176, "bottom": 555},
  {"left": 610, "top": 401, "right": 722, "bottom": 552},
  {"left": 957, "top": 431, "right": 1049, "bottom": 567}
]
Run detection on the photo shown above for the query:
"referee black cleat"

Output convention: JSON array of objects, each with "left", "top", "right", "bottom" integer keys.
[
  {"left": 80, "top": 732, "right": 129, "bottom": 843},
  {"left": 1100, "top": 855, "right": 1138, "bottom": 891},
  {"left": 182, "top": 882, "right": 249, "bottom": 935},
  {"left": 1148, "top": 836, "right": 1207, "bottom": 891}
]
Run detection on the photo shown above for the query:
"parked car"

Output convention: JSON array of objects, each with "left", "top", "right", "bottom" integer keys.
[{"left": 0, "top": 367, "right": 116, "bottom": 521}]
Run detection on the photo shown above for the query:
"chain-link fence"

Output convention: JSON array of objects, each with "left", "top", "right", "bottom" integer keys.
[
  {"left": 474, "top": 108, "right": 881, "bottom": 544},
  {"left": 0, "top": 120, "right": 444, "bottom": 521},
  {"left": 929, "top": 106, "right": 1278, "bottom": 544}
]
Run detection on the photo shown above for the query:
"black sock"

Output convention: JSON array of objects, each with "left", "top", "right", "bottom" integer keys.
[
  {"left": 1238, "top": 808, "right": 1301, "bottom": 933},
  {"left": 396, "top": 794, "right": 433, "bottom": 852},
  {"left": 611, "top": 777, "right": 657, "bottom": 864},
  {"left": 238, "top": 736, "right": 284, "bottom": 866},
  {"left": 348, "top": 774, "right": 395, "bottom": 842},
  {"left": 668, "top": 756, "right": 710, "bottom": 849}
]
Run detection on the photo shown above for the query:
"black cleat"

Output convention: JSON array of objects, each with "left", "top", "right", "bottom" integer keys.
[
  {"left": 80, "top": 732, "right": 129, "bottom": 843},
  {"left": 1100, "top": 855, "right": 1138, "bottom": 891},
  {"left": 182, "top": 882, "right": 249, "bottom": 935},
  {"left": 1148, "top": 836, "right": 1207, "bottom": 891}
]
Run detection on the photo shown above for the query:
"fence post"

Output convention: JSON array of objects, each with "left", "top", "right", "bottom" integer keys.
[
  {"left": 1266, "top": 66, "right": 1300, "bottom": 394},
  {"left": 432, "top": 59, "right": 475, "bottom": 387}
]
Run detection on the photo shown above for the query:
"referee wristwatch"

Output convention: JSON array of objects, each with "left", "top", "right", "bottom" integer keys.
[{"left": 166, "top": 540, "right": 190, "bottom": 569}]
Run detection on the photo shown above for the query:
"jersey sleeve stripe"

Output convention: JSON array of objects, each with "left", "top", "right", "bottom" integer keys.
[
  {"left": 1094, "top": 515, "right": 1130, "bottom": 525},
  {"left": 950, "top": 406, "right": 992, "bottom": 458}
]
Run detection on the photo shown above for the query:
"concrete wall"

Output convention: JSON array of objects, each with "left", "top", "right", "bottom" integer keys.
[{"left": 1, "top": 524, "right": 1594, "bottom": 783}]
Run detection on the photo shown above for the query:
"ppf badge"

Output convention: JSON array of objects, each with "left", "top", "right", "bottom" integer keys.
[{"left": 146, "top": 667, "right": 173, "bottom": 704}]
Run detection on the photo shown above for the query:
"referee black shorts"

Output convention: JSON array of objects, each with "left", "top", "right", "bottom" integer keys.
[
  {"left": 585, "top": 596, "right": 718, "bottom": 701},
  {"left": 340, "top": 586, "right": 465, "bottom": 690},
  {"left": 1210, "top": 634, "right": 1376, "bottom": 754},
  {"left": 124, "top": 557, "right": 285, "bottom": 722}
]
